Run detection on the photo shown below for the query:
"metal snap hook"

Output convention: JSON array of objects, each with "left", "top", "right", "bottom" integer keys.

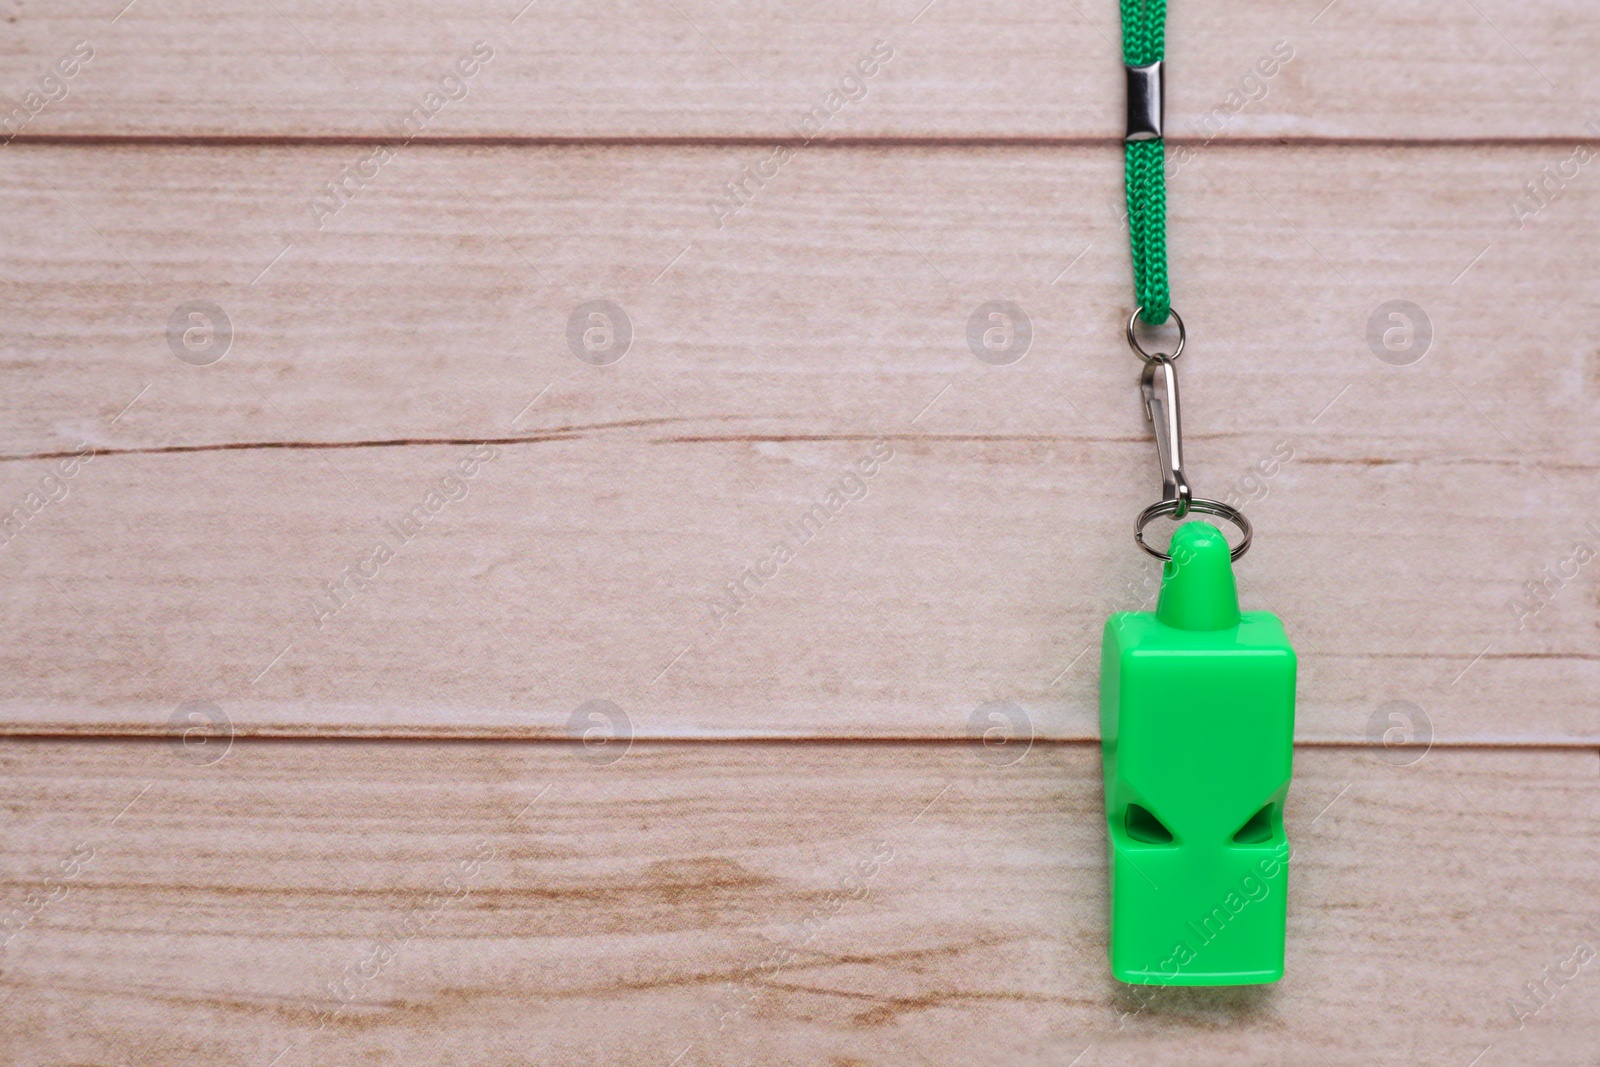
[
  {"left": 1140, "top": 356, "right": 1190, "bottom": 518},
  {"left": 1131, "top": 341, "right": 1252, "bottom": 562}
]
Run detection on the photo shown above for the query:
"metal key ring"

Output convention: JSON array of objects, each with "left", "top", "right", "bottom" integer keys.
[
  {"left": 1135, "top": 497, "right": 1252, "bottom": 562},
  {"left": 1126, "top": 307, "right": 1185, "bottom": 364}
]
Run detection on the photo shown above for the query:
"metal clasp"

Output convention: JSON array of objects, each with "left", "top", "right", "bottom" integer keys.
[
  {"left": 1129, "top": 318, "right": 1254, "bottom": 562},
  {"left": 1125, "top": 61, "right": 1163, "bottom": 142},
  {"left": 1141, "top": 355, "right": 1190, "bottom": 517}
]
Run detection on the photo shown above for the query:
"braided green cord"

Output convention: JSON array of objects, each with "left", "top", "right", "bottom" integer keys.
[
  {"left": 1120, "top": 0, "right": 1165, "bottom": 65},
  {"left": 1126, "top": 141, "right": 1169, "bottom": 325},
  {"left": 1121, "top": 0, "right": 1169, "bottom": 325}
]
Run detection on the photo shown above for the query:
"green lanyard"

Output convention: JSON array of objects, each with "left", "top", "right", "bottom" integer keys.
[
  {"left": 1118, "top": 0, "right": 1248, "bottom": 558},
  {"left": 1122, "top": 0, "right": 1170, "bottom": 325}
]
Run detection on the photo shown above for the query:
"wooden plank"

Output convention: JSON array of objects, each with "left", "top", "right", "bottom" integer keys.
[
  {"left": 0, "top": 1, "right": 1592, "bottom": 140},
  {"left": 0, "top": 739, "right": 1595, "bottom": 1063},
  {"left": 0, "top": 143, "right": 1594, "bottom": 741}
]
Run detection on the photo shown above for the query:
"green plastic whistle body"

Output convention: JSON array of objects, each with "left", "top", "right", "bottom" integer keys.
[{"left": 1099, "top": 521, "right": 1297, "bottom": 985}]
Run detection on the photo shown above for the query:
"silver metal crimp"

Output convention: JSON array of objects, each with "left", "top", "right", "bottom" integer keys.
[{"left": 1124, "top": 61, "right": 1163, "bottom": 142}]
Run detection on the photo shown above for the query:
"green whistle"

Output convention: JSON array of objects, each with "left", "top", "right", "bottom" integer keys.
[{"left": 1099, "top": 520, "right": 1296, "bottom": 985}]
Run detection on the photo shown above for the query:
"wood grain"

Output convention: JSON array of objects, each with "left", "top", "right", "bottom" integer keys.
[
  {"left": 0, "top": 739, "right": 1595, "bottom": 1065},
  {"left": 0, "top": 1, "right": 1592, "bottom": 141},
  {"left": 0, "top": 143, "right": 1593, "bottom": 741},
  {"left": 2, "top": 1, "right": 1594, "bottom": 1060}
]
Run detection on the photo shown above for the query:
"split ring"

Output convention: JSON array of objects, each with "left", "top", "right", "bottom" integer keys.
[
  {"left": 1134, "top": 497, "right": 1252, "bottom": 562},
  {"left": 1126, "top": 307, "right": 1185, "bottom": 364}
]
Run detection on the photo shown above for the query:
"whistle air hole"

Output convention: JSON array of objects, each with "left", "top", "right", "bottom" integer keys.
[
  {"left": 1124, "top": 803, "right": 1175, "bottom": 844},
  {"left": 1232, "top": 804, "right": 1278, "bottom": 845}
]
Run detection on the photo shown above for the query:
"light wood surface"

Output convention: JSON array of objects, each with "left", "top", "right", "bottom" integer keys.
[
  {"left": 1, "top": 741, "right": 1597, "bottom": 1066},
  {"left": 1, "top": 1, "right": 1596, "bottom": 1061},
  {"left": 0, "top": 144, "right": 1593, "bottom": 741},
  {"left": 0, "top": 1, "right": 1594, "bottom": 140}
]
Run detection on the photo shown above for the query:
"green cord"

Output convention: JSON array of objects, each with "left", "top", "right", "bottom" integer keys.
[
  {"left": 1120, "top": 0, "right": 1165, "bottom": 65},
  {"left": 1121, "top": 0, "right": 1169, "bottom": 325}
]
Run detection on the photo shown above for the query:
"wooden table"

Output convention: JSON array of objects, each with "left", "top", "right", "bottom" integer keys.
[{"left": 0, "top": 2, "right": 1596, "bottom": 1062}]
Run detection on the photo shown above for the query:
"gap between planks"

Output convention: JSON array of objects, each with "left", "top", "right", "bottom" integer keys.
[
  {"left": 0, "top": 134, "right": 1590, "bottom": 150},
  {"left": 0, "top": 430, "right": 1235, "bottom": 465},
  {"left": 1, "top": 733, "right": 1597, "bottom": 753}
]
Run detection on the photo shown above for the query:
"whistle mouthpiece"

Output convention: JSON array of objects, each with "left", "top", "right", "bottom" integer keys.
[{"left": 1156, "top": 521, "right": 1241, "bottom": 631}]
